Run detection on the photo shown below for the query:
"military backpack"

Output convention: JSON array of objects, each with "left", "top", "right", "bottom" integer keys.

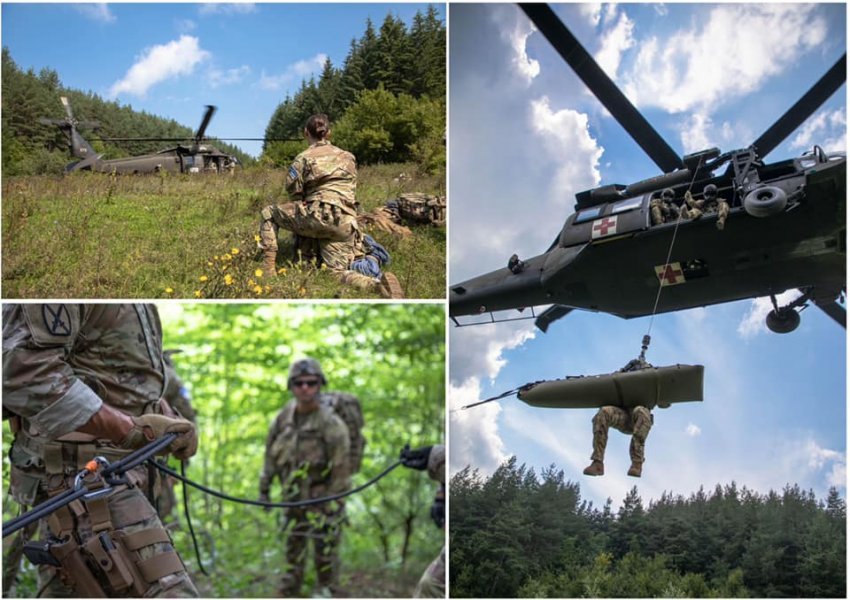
[
  {"left": 395, "top": 193, "right": 447, "bottom": 226},
  {"left": 320, "top": 391, "right": 366, "bottom": 473}
]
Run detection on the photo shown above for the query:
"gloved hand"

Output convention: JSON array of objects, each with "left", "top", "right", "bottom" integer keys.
[
  {"left": 430, "top": 496, "right": 445, "bottom": 528},
  {"left": 259, "top": 491, "right": 271, "bottom": 513},
  {"left": 400, "top": 444, "right": 433, "bottom": 470},
  {"left": 122, "top": 414, "right": 198, "bottom": 460}
]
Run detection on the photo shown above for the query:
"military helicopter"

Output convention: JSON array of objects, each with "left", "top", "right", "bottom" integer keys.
[
  {"left": 450, "top": 4, "right": 846, "bottom": 335},
  {"left": 41, "top": 97, "right": 239, "bottom": 174}
]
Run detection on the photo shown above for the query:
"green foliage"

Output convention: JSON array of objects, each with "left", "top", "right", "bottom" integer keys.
[
  {"left": 2, "top": 163, "right": 445, "bottom": 299},
  {"left": 450, "top": 457, "right": 846, "bottom": 598},
  {"left": 2, "top": 304, "right": 444, "bottom": 598}
]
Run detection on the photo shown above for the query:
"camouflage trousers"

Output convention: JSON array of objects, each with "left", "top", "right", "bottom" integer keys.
[
  {"left": 591, "top": 405, "right": 653, "bottom": 465},
  {"left": 279, "top": 509, "right": 344, "bottom": 596},
  {"left": 32, "top": 481, "right": 198, "bottom": 598},
  {"left": 414, "top": 545, "right": 445, "bottom": 598},
  {"left": 259, "top": 202, "right": 378, "bottom": 292}
]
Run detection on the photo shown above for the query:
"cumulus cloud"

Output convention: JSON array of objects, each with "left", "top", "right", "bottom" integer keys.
[
  {"left": 529, "top": 96, "right": 604, "bottom": 206},
  {"left": 450, "top": 322, "right": 536, "bottom": 385},
  {"left": 790, "top": 108, "right": 847, "bottom": 154},
  {"left": 678, "top": 112, "right": 739, "bottom": 154},
  {"left": 737, "top": 290, "right": 803, "bottom": 339},
  {"left": 502, "top": 17, "right": 540, "bottom": 84},
  {"left": 620, "top": 4, "right": 826, "bottom": 114},
  {"left": 577, "top": 3, "right": 603, "bottom": 27},
  {"left": 450, "top": 378, "right": 508, "bottom": 475},
  {"left": 199, "top": 3, "right": 256, "bottom": 16},
  {"left": 804, "top": 439, "right": 846, "bottom": 489},
  {"left": 73, "top": 3, "right": 115, "bottom": 23},
  {"left": 594, "top": 10, "right": 635, "bottom": 79},
  {"left": 257, "top": 54, "right": 327, "bottom": 91},
  {"left": 109, "top": 36, "right": 210, "bottom": 98},
  {"left": 207, "top": 65, "right": 251, "bottom": 88},
  {"left": 686, "top": 423, "right": 702, "bottom": 437}
]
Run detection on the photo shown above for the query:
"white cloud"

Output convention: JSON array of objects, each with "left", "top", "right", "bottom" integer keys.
[
  {"left": 621, "top": 5, "right": 826, "bottom": 114},
  {"left": 529, "top": 96, "right": 604, "bottom": 207},
  {"left": 109, "top": 36, "right": 211, "bottom": 98},
  {"left": 176, "top": 19, "right": 197, "bottom": 33},
  {"left": 502, "top": 18, "right": 539, "bottom": 84},
  {"left": 686, "top": 423, "right": 702, "bottom": 437},
  {"left": 803, "top": 439, "right": 846, "bottom": 489},
  {"left": 577, "top": 3, "right": 603, "bottom": 27},
  {"left": 450, "top": 378, "right": 508, "bottom": 475},
  {"left": 653, "top": 4, "right": 669, "bottom": 17},
  {"left": 199, "top": 3, "right": 256, "bottom": 16},
  {"left": 73, "top": 3, "right": 115, "bottom": 23},
  {"left": 207, "top": 65, "right": 251, "bottom": 88},
  {"left": 594, "top": 10, "right": 635, "bottom": 80},
  {"left": 737, "top": 290, "right": 803, "bottom": 339},
  {"left": 678, "top": 112, "right": 738, "bottom": 154},
  {"left": 257, "top": 54, "right": 327, "bottom": 91},
  {"left": 790, "top": 108, "right": 847, "bottom": 154}
]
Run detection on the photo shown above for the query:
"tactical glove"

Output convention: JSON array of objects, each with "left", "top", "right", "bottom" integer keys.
[
  {"left": 121, "top": 414, "right": 198, "bottom": 460},
  {"left": 430, "top": 496, "right": 445, "bottom": 528},
  {"left": 400, "top": 444, "right": 432, "bottom": 470}
]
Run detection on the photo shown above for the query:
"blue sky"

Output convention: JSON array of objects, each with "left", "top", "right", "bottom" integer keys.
[
  {"left": 449, "top": 3, "right": 846, "bottom": 510},
  {"left": 2, "top": 2, "right": 444, "bottom": 158}
]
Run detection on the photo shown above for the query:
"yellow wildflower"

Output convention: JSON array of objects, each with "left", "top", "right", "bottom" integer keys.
[
  {"left": 224, "top": 274, "right": 234, "bottom": 286},
  {"left": 164, "top": 287, "right": 174, "bottom": 294},
  {"left": 231, "top": 248, "right": 240, "bottom": 255},
  {"left": 199, "top": 275, "right": 208, "bottom": 282},
  {"left": 194, "top": 290, "right": 202, "bottom": 298},
  {"left": 213, "top": 256, "right": 219, "bottom": 261},
  {"left": 248, "top": 279, "right": 256, "bottom": 286},
  {"left": 254, "top": 234, "right": 261, "bottom": 242},
  {"left": 207, "top": 262, "right": 213, "bottom": 267},
  {"left": 277, "top": 267, "right": 287, "bottom": 275},
  {"left": 299, "top": 287, "right": 306, "bottom": 296},
  {"left": 254, "top": 269, "right": 264, "bottom": 278},
  {"left": 320, "top": 263, "right": 327, "bottom": 270},
  {"left": 253, "top": 285, "right": 263, "bottom": 294},
  {"left": 222, "top": 253, "right": 232, "bottom": 261}
]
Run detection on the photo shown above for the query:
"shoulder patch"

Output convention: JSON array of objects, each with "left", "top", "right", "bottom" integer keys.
[
  {"left": 22, "top": 304, "right": 79, "bottom": 346},
  {"left": 288, "top": 165, "right": 298, "bottom": 181}
]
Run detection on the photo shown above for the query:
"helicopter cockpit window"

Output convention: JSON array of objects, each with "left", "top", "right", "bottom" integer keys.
[
  {"left": 611, "top": 196, "right": 643, "bottom": 214},
  {"left": 574, "top": 206, "right": 603, "bottom": 224}
]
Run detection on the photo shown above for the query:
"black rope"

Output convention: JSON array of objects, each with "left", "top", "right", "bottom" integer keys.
[
  {"left": 151, "top": 460, "right": 402, "bottom": 508},
  {"left": 180, "top": 460, "right": 210, "bottom": 576}
]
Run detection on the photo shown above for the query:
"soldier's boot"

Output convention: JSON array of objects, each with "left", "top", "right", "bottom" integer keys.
[
  {"left": 627, "top": 461, "right": 643, "bottom": 478},
  {"left": 262, "top": 249, "right": 278, "bottom": 278},
  {"left": 378, "top": 272, "right": 404, "bottom": 299},
  {"left": 583, "top": 460, "right": 604, "bottom": 476}
]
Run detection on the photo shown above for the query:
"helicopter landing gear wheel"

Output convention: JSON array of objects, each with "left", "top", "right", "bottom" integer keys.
[
  {"left": 744, "top": 186, "right": 787, "bottom": 217},
  {"left": 766, "top": 308, "right": 801, "bottom": 334}
]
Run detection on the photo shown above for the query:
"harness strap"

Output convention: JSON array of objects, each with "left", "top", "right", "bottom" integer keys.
[{"left": 121, "top": 527, "right": 172, "bottom": 551}]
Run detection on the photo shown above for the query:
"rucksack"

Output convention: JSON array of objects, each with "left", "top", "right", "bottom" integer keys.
[
  {"left": 320, "top": 391, "right": 366, "bottom": 473},
  {"left": 395, "top": 193, "right": 447, "bottom": 226}
]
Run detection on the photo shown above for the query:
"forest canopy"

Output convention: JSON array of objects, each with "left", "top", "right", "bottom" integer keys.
[{"left": 450, "top": 457, "right": 846, "bottom": 598}]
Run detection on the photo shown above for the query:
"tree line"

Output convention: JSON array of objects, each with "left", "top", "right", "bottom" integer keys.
[
  {"left": 262, "top": 7, "right": 445, "bottom": 172},
  {"left": 450, "top": 457, "right": 846, "bottom": 598},
  {"left": 1, "top": 48, "right": 252, "bottom": 176}
]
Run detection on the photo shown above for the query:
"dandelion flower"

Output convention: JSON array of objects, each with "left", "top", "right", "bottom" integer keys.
[
  {"left": 277, "top": 267, "right": 287, "bottom": 275},
  {"left": 224, "top": 274, "right": 234, "bottom": 286},
  {"left": 254, "top": 234, "right": 261, "bottom": 243},
  {"left": 164, "top": 287, "right": 174, "bottom": 294},
  {"left": 254, "top": 268, "right": 264, "bottom": 278},
  {"left": 232, "top": 248, "right": 240, "bottom": 255},
  {"left": 253, "top": 285, "right": 263, "bottom": 294},
  {"left": 199, "top": 275, "right": 208, "bottom": 282},
  {"left": 194, "top": 290, "right": 202, "bottom": 298},
  {"left": 222, "top": 253, "right": 232, "bottom": 261},
  {"left": 248, "top": 279, "right": 256, "bottom": 286}
]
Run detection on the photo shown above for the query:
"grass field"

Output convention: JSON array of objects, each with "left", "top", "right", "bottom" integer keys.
[{"left": 2, "top": 163, "right": 445, "bottom": 299}]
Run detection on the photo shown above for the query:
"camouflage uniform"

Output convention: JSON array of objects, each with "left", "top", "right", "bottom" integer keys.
[
  {"left": 680, "top": 190, "right": 705, "bottom": 220},
  {"left": 259, "top": 141, "right": 378, "bottom": 292},
  {"left": 259, "top": 399, "right": 351, "bottom": 596},
  {"left": 414, "top": 445, "right": 446, "bottom": 599},
  {"left": 2, "top": 304, "right": 198, "bottom": 597},
  {"left": 156, "top": 351, "right": 197, "bottom": 524},
  {"left": 590, "top": 405, "right": 653, "bottom": 467}
]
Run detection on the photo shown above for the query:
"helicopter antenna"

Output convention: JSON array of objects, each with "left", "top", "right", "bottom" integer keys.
[{"left": 644, "top": 156, "right": 708, "bottom": 350}]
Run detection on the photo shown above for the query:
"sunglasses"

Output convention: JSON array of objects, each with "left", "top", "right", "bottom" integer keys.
[{"left": 292, "top": 379, "right": 320, "bottom": 389}]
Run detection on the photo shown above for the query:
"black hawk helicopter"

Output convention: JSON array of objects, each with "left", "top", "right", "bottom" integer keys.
[
  {"left": 41, "top": 97, "right": 239, "bottom": 174},
  {"left": 450, "top": 4, "right": 846, "bottom": 335}
]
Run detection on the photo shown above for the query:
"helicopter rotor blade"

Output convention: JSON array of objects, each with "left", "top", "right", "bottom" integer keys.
[
  {"left": 60, "top": 96, "right": 75, "bottom": 122},
  {"left": 813, "top": 298, "right": 846, "bottom": 329},
  {"left": 194, "top": 105, "right": 217, "bottom": 142},
  {"left": 534, "top": 304, "right": 575, "bottom": 333},
  {"left": 752, "top": 54, "right": 847, "bottom": 159},
  {"left": 519, "top": 3, "right": 684, "bottom": 173}
]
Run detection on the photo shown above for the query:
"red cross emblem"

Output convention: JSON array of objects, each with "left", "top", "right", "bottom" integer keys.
[
  {"left": 591, "top": 216, "right": 618, "bottom": 239},
  {"left": 654, "top": 262, "right": 686, "bottom": 286}
]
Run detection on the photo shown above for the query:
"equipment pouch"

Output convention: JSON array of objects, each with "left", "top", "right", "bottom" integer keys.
[
  {"left": 9, "top": 464, "right": 42, "bottom": 506},
  {"left": 84, "top": 532, "right": 135, "bottom": 593},
  {"left": 23, "top": 540, "right": 61, "bottom": 567},
  {"left": 49, "top": 536, "right": 107, "bottom": 598}
]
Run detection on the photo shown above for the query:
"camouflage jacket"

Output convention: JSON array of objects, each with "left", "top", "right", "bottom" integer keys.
[
  {"left": 286, "top": 141, "right": 357, "bottom": 215},
  {"left": 163, "top": 362, "right": 196, "bottom": 423},
  {"left": 3, "top": 304, "right": 170, "bottom": 439},
  {"left": 259, "top": 400, "right": 351, "bottom": 502}
]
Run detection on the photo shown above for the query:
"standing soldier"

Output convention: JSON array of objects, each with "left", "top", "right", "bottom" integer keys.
[
  {"left": 258, "top": 358, "right": 351, "bottom": 597},
  {"left": 2, "top": 304, "right": 199, "bottom": 597},
  {"left": 399, "top": 444, "right": 446, "bottom": 598},
  {"left": 258, "top": 113, "right": 403, "bottom": 298}
]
